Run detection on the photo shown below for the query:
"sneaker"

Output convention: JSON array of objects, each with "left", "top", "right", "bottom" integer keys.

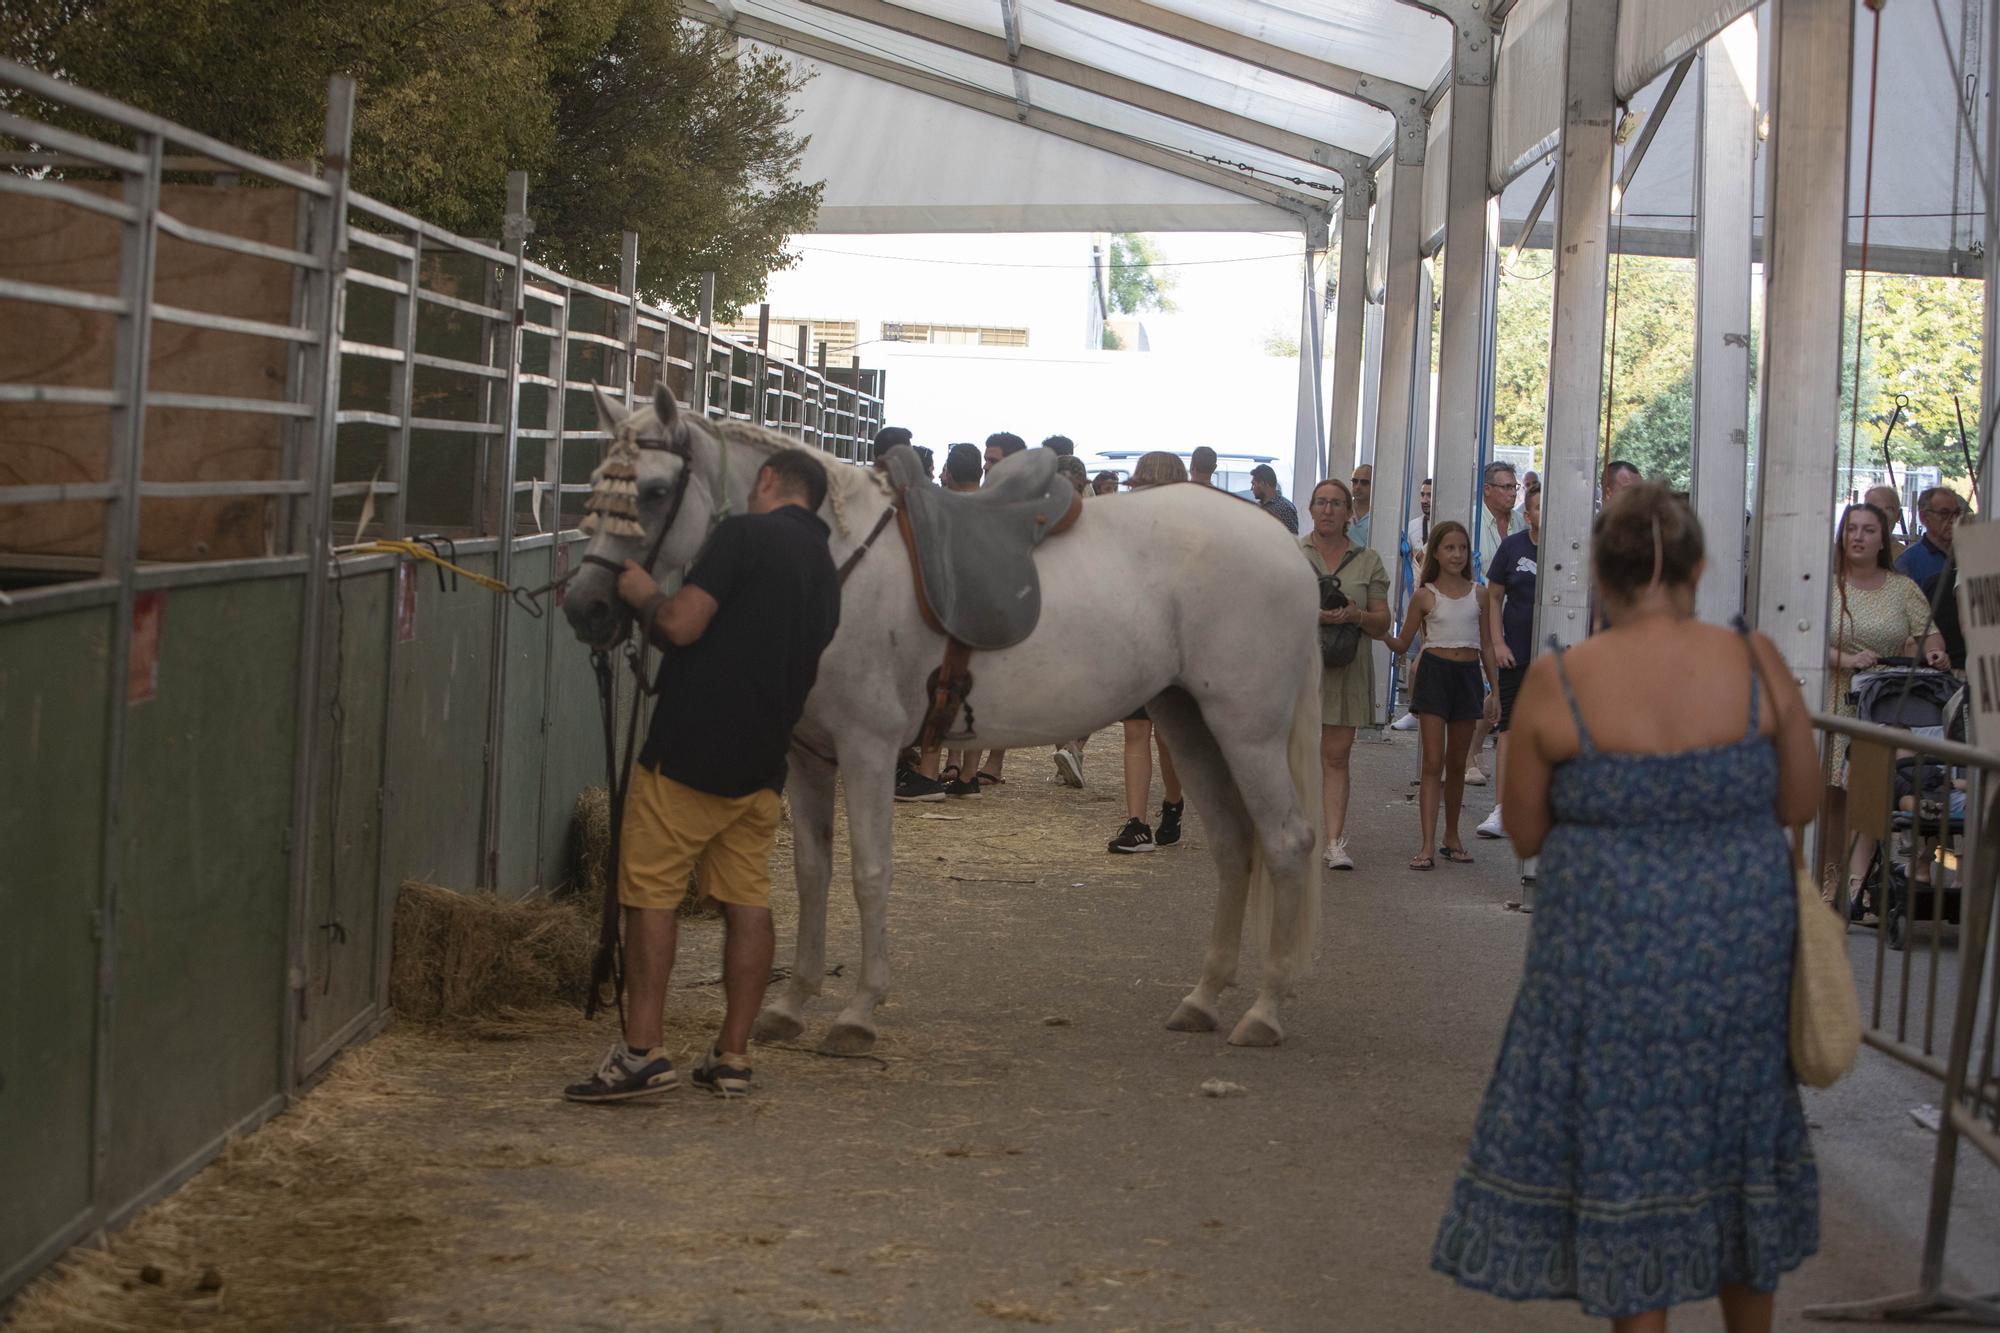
[
  {"left": 1324, "top": 837, "right": 1354, "bottom": 871},
  {"left": 1108, "top": 818, "right": 1155, "bottom": 854},
  {"left": 1476, "top": 805, "right": 1505, "bottom": 839},
  {"left": 1463, "top": 765, "right": 1487, "bottom": 787},
  {"left": 563, "top": 1044, "right": 678, "bottom": 1103},
  {"left": 945, "top": 775, "right": 981, "bottom": 798},
  {"left": 1156, "top": 799, "right": 1184, "bottom": 847},
  {"left": 1053, "top": 745, "right": 1084, "bottom": 788},
  {"left": 1390, "top": 712, "right": 1418, "bottom": 732},
  {"left": 895, "top": 768, "right": 947, "bottom": 802},
  {"left": 691, "top": 1046, "right": 753, "bottom": 1099}
]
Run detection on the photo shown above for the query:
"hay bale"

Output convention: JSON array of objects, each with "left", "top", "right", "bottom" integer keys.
[
  {"left": 570, "top": 785, "right": 612, "bottom": 899},
  {"left": 390, "top": 881, "right": 597, "bottom": 1023}
]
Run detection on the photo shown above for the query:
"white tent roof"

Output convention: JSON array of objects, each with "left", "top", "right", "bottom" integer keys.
[{"left": 696, "top": 0, "right": 1986, "bottom": 275}]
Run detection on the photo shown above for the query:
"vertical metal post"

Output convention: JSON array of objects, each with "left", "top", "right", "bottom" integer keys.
[
  {"left": 696, "top": 272, "right": 716, "bottom": 416},
  {"left": 754, "top": 303, "right": 771, "bottom": 425},
  {"left": 1327, "top": 179, "right": 1372, "bottom": 481},
  {"left": 1984, "top": 0, "right": 2000, "bottom": 512},
  {"left": 619, "top": 231, "right": 640, "bottom": 407},
  {"left": 1370, "top": 153, "right": 1426, "bottom": 617},
  {"left": 1431, "top": 37, "right": 1496, "bottom": 531},
  {"left": 384, "top": 226, "right": 421, "bottom": 541},
  {"left": 540, "top": 288, "right": 570, "bottom": 536},
  {"left": 282, "top": 75, "right": 356, "bottom": 1086},
  {"left": 479, "top": 170, "right": 530, "bottom": 890},
  {"left": 1533, "top": 0, "right": 1617, "bottom": 654},
  {"left": 1292, "top": 218, "right": 1329, "bottom": 503},
  {"left": 1690, "top": 16, "right": 1758, "bottom": 626},
  {"left": 90, "top": 127, "right": 163, "bottom": 1192},
  {"left": 1746, "top": 0, "right": 1854, "bottom": 707}
]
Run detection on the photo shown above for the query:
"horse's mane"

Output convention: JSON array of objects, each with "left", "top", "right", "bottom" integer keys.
[{"left": 707, "top": 417, "right": 889, "bottom": 538}]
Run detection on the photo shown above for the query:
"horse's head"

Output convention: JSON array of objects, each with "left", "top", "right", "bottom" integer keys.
[{"left": 564, "top": 383, "right": 722, "bottom": 649}]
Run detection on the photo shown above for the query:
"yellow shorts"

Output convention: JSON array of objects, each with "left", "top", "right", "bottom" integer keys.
[{"left": 618, "top": 767, "right": 781, "bottom": 912}]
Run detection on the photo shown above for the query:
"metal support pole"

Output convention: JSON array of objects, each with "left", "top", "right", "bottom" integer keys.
[
  {"left": 479, "top": 170, "right": 531, "bottom": 889},
  {"left": 540, "top": 286, "right": 570, "bottom": 536},
  {"left": 1432, "top": 52, "right": 1495, "bottom": 530},
  {"left": 283, "top": 75, "right": 356, "bottom": 1083},
  {"left": 696, "top": 272, "right": 716, "bottom": 416},
  {"left": 1369, "top": 154, "right": 1425, "bottom": 723},
  {"left": 754, "top": 303, "right": 770, "bottom": 425},
  {"left": 1690, "top": 17, "right": 1758, "bottom": 627},
  {"left": 1745, "top": 0, "right": 1854, "bottom": 709},
  {"left": 619, "top": 231, "right": 640, "bottom": 408},
  {"left": 1292, "top": 217, "right": 1330, "bottom": 504},
  {"left": 1533, "top": 0, "right": 1616, "bottom": 654},
  {"left": 1984, "top": 0, "right": 2000, "bottom": 513},
  {"left": 1327, "top": 180, "right": 1372, "bottom": 481},
  {"left": 384, "top": 225, "right": 421, "bottom": 541},
  {"left": 90, "top": 126, "right": 163, "bottom": 1190}
]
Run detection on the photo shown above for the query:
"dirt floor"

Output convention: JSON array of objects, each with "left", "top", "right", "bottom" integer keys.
[{"left": 9, "top": 729, "right": 2000, "bottom": 1331}]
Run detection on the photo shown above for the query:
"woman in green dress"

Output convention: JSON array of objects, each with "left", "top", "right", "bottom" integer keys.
[{"left": 1302, "top": 477, "right": 1390, "bottom": 870}]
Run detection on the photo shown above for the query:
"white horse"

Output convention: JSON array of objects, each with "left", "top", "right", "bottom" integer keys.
[{"left": 566, "top": 387, "right": 1324, "bottom": 1050}]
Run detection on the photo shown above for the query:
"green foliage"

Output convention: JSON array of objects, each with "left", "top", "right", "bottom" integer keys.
[
  {"left": 6, "top": 0, "right": 818, "bottom": 316},
  {"left": 1104, "top": 233, "right": 1177, "bottom": 315},
  {"left": 1489, "top": 255, "right": 1983, "bottom": 490}
]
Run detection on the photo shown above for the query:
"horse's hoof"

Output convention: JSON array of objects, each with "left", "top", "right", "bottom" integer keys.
[
  {"left": 753, "top": 1009, "right": 805, "bottom": 1043},
  {"left": 819, "top": 1023, "right": 878, "bottom": 1056},
  {"left": 1227, "top": 1014, "right": 1283, "bottom": 1047},
  {"left": 1165, "top": 998, "right": 1219, "bottom": 1032}
]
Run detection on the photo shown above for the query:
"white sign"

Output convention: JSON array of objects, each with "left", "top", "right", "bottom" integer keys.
[{"left": 1953, "top": 521, "right": 2000, "bottom": 750}]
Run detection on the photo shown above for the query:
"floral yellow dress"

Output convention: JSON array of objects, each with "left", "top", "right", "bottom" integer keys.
[
  {"left": 1302, "top": 538, "right": 1389, "bottom": 728},
  {"left": 1824, "top": 572, "right": 1934, "bottom": 781}
]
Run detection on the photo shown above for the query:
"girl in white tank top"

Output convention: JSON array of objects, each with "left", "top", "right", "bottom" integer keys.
[{"left": 1384, "top": 522, "right": 1500, "bottom": 870}]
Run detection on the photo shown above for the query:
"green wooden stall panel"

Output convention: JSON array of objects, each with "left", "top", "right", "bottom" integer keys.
[
  {"left": 106, "top": 578, "right": 299, "bottom": 1209},
  {"left": 494, "top": 544, "right": 551, "bottom": 897},
  {"left": 383, "top": 553, "right": 496, "bottom": 893},
  {"left": 0, "top": 606, "right": 111, "bottom": 1289},
  {"left": 297, "top": 566, "right": 392, "bottom": 1072},
  {"left": 541, "top": 539, "right": 605, "bottom": 892}
]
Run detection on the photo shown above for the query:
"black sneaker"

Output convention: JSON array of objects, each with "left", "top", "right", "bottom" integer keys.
[
  {"left": 1156, "top": 799, "right": 1184, "bottom": 847},
  {"left": 563, "top": 1044, "right": 678, "bottom": 1103},
  {"left": 945, "top": 775, "right": 982, "bottom": 798},
  {"left": 1108, "top": 818, "right": 1155, "bottom": 854},
  {"left": 895, "top": 768, "right": 947, "bottom": 802},
  {"left": 691, "top": 1047, "right": 753, "bottom": 1098}
]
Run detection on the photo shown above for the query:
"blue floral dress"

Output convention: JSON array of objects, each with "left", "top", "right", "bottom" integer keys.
[{"left": 1432, "top": 635, "right": 1818, "bottom": 1319}]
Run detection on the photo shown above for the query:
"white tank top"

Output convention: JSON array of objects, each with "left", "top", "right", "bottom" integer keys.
[{"left": 1424, "top": 585, "right": 1481, "bottom": 650}]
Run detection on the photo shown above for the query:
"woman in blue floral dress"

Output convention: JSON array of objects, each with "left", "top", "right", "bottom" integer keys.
[{"left": 1433, "top": 484, "right": 1824, "bottom": 1331}]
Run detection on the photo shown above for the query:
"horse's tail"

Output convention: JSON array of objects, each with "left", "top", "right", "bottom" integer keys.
[{"left": 1245, "top": 636, "right": 1325, "bottom": 984}]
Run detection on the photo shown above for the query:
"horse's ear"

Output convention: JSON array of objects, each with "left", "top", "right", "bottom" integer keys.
[
  {"left": 653, "top": 383, "right": 682, "bottom": 431},
  {"left": 593, "top": 385, "right": 628, "bottom": 434}
]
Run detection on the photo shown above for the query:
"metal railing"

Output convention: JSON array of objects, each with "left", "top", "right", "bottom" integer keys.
[{"left": 1806, "top": 713, "right": 2000, "bottom": 1324}]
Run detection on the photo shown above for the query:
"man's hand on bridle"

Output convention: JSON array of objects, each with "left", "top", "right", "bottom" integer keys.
[{"left": 616, "top": 560, "right": 660, "bottom": 612}]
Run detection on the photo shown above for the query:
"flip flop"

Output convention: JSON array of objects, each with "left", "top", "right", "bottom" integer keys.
[
  {"left": 1409, "top": 855, "right": 1435, "bottom": 871},
  {"left": 1439, "top": 847, "right": 1474, "bottom": 864},
  {"left": 975, "top": 771, "right": 1005, "bottom": 786}
]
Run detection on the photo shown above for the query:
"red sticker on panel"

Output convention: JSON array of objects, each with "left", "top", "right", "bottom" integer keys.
[
  {"left": 128, "top": 590, "right": 164, "bottom": 703},
  {"left": 395, "top": 562, "right": 419, "bottom": 643}
]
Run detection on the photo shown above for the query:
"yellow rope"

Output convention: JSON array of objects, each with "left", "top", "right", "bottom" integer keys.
[{"left": 340, "top": 540, "right": 546, "bottom": 615}]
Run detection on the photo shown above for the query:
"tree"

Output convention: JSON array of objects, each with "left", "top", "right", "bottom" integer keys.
[
  {"left": 1104, "top": 233, "right": 1177, "bottom": 315},
  {"left": 4, "top": 0, "right": 818, "bottom": 316}
]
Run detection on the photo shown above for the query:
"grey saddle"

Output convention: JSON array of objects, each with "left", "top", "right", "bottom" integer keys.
[{"left": 885, "top": 446, "right": 1082, "bottom": 651}]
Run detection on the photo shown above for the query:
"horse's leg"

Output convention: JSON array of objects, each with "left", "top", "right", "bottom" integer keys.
[
  {"left": 1148, "top": 692, "right": 1254, "bottom": 1034},
  {"left": 824, "top": 740, "right": 896, "bottom": 1055},
  {"left": 753, "top": 746, "right": 836, "bottom": 1044},
  {"left": 1205, "top": 717, "right": 1320, "bottom": 1049}
]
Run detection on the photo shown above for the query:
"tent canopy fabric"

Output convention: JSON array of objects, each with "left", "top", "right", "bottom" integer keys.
[{"left": 708, "top": 0, "right": 1985, "bottom": 276}]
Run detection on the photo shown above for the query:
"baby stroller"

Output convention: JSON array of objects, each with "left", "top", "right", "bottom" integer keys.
[{"left": 1848, "top": 662, "right": 1966, "bottom": 950}]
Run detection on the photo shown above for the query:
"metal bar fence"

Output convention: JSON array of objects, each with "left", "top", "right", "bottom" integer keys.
[
  {"left": 1804, "top": 713, "right": 2000, "bottom": 1324},
  {"left": 0, "top": 56, "right": 885, "bottom": 1303}
]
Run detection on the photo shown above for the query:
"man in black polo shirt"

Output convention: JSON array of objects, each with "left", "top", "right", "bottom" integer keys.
[{"left": 565, "top": 449, "right": 840, "bottom": 1103}]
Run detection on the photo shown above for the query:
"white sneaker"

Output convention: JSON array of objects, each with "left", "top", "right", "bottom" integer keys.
[
  {"left": 1052, "top": 745, "right": 1084, "bottom": 788},
  {"left": 1390, "top": 712, "right": 1418, "bottom": 732},
  {"left": 1476, "top": 805, "right": 1505, "bottom": 839},
  {"left": 1324, "top": 837, "right": 1354, "bottom": 871},
  {"left": 1463, "top": 765, "right": 1487, "bottom": 787}
]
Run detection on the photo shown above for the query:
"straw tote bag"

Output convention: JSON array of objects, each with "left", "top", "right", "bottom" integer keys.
[{"left": 1790, "top": 848, "right": 1861, "bottom": 1087}]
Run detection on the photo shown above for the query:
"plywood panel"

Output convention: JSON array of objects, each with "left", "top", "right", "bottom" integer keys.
[{"left": 0, "top": 184, "right": 300, "bottom": 561}]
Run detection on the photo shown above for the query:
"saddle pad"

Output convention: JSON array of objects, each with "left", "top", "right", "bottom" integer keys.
[{"left": 888, "top": 448, "right": 1078, "bottom": 651}]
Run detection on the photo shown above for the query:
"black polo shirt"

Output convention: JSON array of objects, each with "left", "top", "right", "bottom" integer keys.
[{"left": 639, "top": 505, "right": 840, "bottom": 797}]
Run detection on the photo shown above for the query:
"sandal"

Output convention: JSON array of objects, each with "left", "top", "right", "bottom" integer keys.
[
  {"left": 1409, "top": 855, "right": 1435, "bottom": 871},
  {"left": 1439, "top": 847, "right": 1474, "bottom": 864},
  {"left": 975, "top": 770, "right": 1005, "bottom": 786}
]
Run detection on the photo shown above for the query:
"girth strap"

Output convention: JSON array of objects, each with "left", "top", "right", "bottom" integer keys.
[{"left": 920, "top": 638, "right": 975, "bottom": 751}]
